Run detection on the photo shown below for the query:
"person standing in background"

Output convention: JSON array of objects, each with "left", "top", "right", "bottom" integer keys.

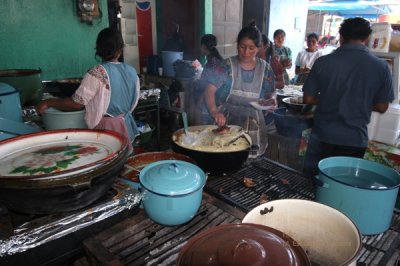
[
  {"left": 193, "top": 34, "right": 225, "bottom": 125},
  {"left": 36, "top": 28, "right": 140, "bottom": 153},
  {"left": 294, "top": 32, "right": 322, "bottom": 85},
  {"left": 302, "top": 17, "right": 394, "bottom": 179},
  {"left": 273, "top": 29, "right": 292, "bottom": 85},
  {"left": 258, "top": 34, "right": 284, "bottom": 89}
]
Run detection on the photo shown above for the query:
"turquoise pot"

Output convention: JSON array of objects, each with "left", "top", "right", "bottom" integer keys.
[
  {"left": 315, "top": 156, "right": 400, "bottom": 235},
  {"left": 139, "top": 160, "right": 206, "bottom": 226},
  {"left": 0, "top": 82, "right": 23, "bottom": 122}
]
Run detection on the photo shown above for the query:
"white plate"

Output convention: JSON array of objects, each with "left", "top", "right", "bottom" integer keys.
[
  {"left": 276, "top": 85, "right": 303, "bottom": 97},
  {"left": 250, "top": 101, "right": 275, "bottom": 111}
]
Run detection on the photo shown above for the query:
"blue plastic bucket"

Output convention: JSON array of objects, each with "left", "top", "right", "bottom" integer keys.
[
  {"left": 315, "top": 156, "right": 400, "bottom": 235},
  {"left": 161, "top": 51, "right": 183, "bottom": 77},
  {"left": 272, "top": 108, "right": 313, "bottom": 138}
]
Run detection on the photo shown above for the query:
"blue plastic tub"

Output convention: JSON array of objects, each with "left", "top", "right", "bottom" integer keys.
[
  {"left": 273, "top": 108, "right": 313, "bottom": 138},
  {"left": 161, "top": 51, "right": 183, "bottom": 77},
  {"left": 315, "top": 156, "right": 400, "bottom": 235}
]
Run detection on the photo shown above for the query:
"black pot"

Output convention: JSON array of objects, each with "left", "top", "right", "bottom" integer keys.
[
  {"left": 171, "top": 126, "right": 250, "bottom": 175},
  {"left": 43, "top": 78, "right": 82, "bottom": 98},
  {"left": 0, "top": 146, "right": 129, "bottom": 214}
]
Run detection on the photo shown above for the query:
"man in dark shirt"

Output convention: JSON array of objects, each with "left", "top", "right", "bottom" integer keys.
[{"left": 302, "top": 17, "right": 394, "bottom": 178}]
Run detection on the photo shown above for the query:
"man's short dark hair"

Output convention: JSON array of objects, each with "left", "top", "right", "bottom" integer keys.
[{"left": 339, "top": 17, "right": 372, "bottom": 42}]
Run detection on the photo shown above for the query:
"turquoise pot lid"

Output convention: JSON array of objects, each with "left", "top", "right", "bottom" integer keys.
[
  {"left": 139, "top": 160, "right": 206, "bottom": 196},
  {"left": 0, "top": 82, "right": 17, "bottom": 95}
]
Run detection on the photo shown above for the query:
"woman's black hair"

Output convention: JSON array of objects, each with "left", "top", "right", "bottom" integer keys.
[
  {"left": 201, "top": 34, "right": 223, "bottom": 61},
  {"left": 237, "top": 21, "right": 262, "bottom": 47},
  {"left": 261, "top": 33, "right": 274, "bottom": 57},
  {"left": 273, "top": 29, "right": 286, "bottom": 38},
  {"left": 307, "top": 32, "right": 319, "bottom": 41},
  {"left": 95, "top": 28, "right": 124, "bottom": 61}
]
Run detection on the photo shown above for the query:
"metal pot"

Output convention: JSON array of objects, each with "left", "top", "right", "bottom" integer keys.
[
  {"left": 121, "top": 151, "right": 196, "bottom": 183},
  {"left": 315, "top": 156, "right": 400, "bottom": 235},
  {"left": 0, "top": 129, "right": 129, "bottom": 214},
  {"left": 0, "top": 148, "right": 128, "bottom": 214},
  {"left": 43, "top": 78, "right": 82, "bottom": 98},
  {"left": 282, "top": 96, "right": 316, "bottom": 115},
  {"left": 243, "top": 199, "right": 362, "bottom": 266},
  {"left": 171, "top": 125, "right": 251, "bottom": 174},
  {"left": 139, "top": 160, "right": 207, "bottom": 226},
  {"left": 0, "top": 69, "right": 43, "bottom": 106},
  {"left": 42, "top": 107, "right": 87, "bottom": 130},
  {"left": 177, "top": 223, "right": 310, "bottom": 265}
]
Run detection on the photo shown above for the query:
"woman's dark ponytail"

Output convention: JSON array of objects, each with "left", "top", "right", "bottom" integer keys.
[{"left": 201, "top": 34, "right": 223, "bottom": 61}]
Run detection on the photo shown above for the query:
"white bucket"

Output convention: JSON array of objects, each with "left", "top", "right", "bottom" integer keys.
[
  {"left": 42, "top": 107, "right": 87, "bottom": 130},
  {"left": 161, "top": 51, "right": 183, "bottom": 77},
  {"left": 369, "top": 22, "right": 392, "bottom": 53}
]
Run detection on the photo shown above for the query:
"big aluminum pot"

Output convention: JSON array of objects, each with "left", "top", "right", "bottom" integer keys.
[
  {"left": 243, "top": 199, "right": 362, "bottom": 266},
  {"left": 139, "top": 160, "right": 207, "bottom": 226},
  {"left": 0, "top": 69, "right": 43, "bottom": 106},
  {"left": 315, "top": 156, "right": 400, "bottom": 235},
  {"left": 171, "top": 125, "right": 252, "bottom": 174}
]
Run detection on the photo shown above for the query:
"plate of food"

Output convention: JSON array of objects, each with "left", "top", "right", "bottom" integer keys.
[
  {"left": 276, "top": 85, "right": 303, "bottom": 96},
  {"left": 250, "top": 100, "right": 276, "bottom": 111}
]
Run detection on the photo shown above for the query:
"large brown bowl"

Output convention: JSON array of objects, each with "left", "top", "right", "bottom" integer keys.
[
  {"left": 120, "top": 151, "right": 196, "bottom": 182},
  {"left": 177, "top": 223, "right": 311, "bottom": 266},
  {"left": 282, "top": 96, "right": 316, "bottom": 115}
]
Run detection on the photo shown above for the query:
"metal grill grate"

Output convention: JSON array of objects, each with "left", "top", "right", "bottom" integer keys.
[
  {"left": 204, "top": 156, "right": 400, "bottom": 265},
  {"left": 205, "top": 156, "right": 314, "bottom": 212},
  {"left": 357, "top": 211, "right": 400, "bottom": 266},
  {"left": 83, "top": 197, "right": 243, "bottom": 266}
]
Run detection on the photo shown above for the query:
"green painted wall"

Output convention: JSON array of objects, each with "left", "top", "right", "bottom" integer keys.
[{"left": 0, "top": 0, "right": 109, "bottom": 81}]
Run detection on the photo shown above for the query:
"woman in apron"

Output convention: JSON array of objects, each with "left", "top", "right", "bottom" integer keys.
[
  {"left": 203, "top": 22, "right": 276, "bottom": 158},
  {"left": 36, "top": 28, "right": 140, "bottom": 153}
]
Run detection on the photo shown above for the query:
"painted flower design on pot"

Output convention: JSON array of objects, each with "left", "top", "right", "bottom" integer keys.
[{"left": 10, "top": 144, "right": 100, "bottom": 175}]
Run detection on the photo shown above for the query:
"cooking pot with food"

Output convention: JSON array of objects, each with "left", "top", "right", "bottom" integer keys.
[
  {"left": 171, "top": 125, "right": 252, "bottom": 174},
  {"left": 139, "top": 160, "right": 207, "bottom": 226},
  {"left": 121, "top": 151, "right": 196, "bottom": 183},
  {"left": 43, "top": 78, "right": 82, "bottom": 98}
]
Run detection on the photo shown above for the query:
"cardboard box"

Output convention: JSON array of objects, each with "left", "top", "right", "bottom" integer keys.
[
  {"left": 368, "top": 125, "right": 400, "bottom": 146},
  {"left": 369, "top": 104, "right": 400, "bottom": 132}
]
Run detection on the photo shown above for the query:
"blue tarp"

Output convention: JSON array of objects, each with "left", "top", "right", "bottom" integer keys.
[{"left": 308, "top": 0, "right": 393, "bottom": 18}]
